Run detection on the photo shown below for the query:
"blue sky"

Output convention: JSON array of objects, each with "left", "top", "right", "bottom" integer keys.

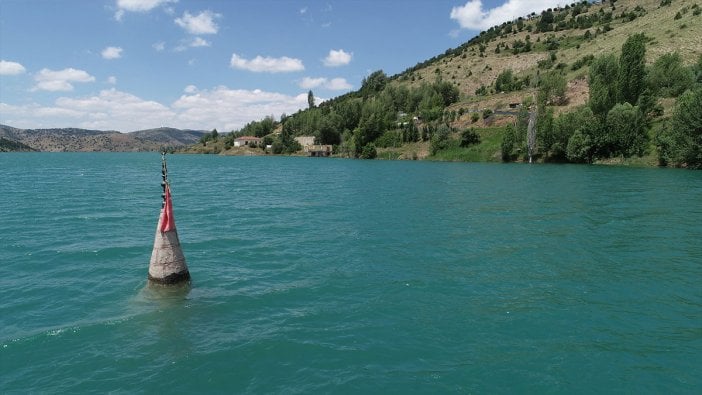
[{"left": 0, "top": 0, "right": 562, "bottom": 132}]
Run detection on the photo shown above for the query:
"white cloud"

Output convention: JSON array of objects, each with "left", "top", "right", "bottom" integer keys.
[
  {"left": 299, "top": 76, "right": 352, "bottom": 91},
  {"left": 450, "top": 0, "right": 561, "bottom": 30},
  {"left": 115, "top": 0, "right": 176, "bottom": 21},
  {"left": 326, "top": 77, "right": 352, "bottom": 90},
  {"left": 174, "top": 37, "right": 211, "bottom": 52},
  {"left": 0, "top": 60, "right": 26, "bottom": 75},
  {"left": 33, "top": 68, "right": 95, "bottom": 92},
  {"left": 55, "top": 89, "right": 174, "bottom": 125},
  {"left": 189, "top": 37, "right": 210, "bottom": 47},
  {"left": 230, "top": 53, "right": 305, "bottom": 73},
  {"left": 173, "top": 86, "right": 313, "bottom": 132},
  {"left": 101, "top": 46, "right": 123, "bottom": 60},
  {"left": 153, "top": 41, "right": 166, "bottom": 52},
  {"left": 1, "top": 86, "right": 317, "bottom": 133},
  {"left": 0, "top": 89, "right": 175, "bottom": 131},
  {"left": 299, "top": 77, "right": 327, "bottom": 89},
  {"left": 299, "top": 7, "right": 307, "bottom": 14},
  {"left": 107, "top": 76, "right": 117, "bottom": 84},
  {"left": 188, "top": 37, "right": 212, "bottom": 48},
  {"left": 323, "top": 49, "right": 352, "bottom": 67},
  {"left": 175, "top": 11, "right": 220, "bottom": 35}
]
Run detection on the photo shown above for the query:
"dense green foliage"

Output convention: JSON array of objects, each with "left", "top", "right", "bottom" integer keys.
[
  {"left": 257, "top": 71, "right": 462, "bottom": 158},
  {"left": 199, "top": 129, "right": 219, "bottom": 145},
  {"left": 460, "top": 128, "right": 481, "bottom": 147},
  {"left": 588, "top": 54, "right": 620, "bottom": 117},
  {"left": 502, "top": 31, "right": 702, "bottom": 165},
  {"left": 657, "top": 88, "right": 702, "bottom": 168},
  {"left": 308, "top": 90, "right": 315, "bottom": 109},
  {"left": 603, "top": 102, "right": 647, "bottom": 157},
  {"left": 0, "top": 137, "right": 35, "bottom": 152},
  {"left": 494, "top": 69, "right": 530, "bottom": 93},
  {"left": 204, "top": 1, "right": 700, "bottom": 170},
  {"left": 647, "top": 52, "right": 694, "bottom": 97},
  {"left": 618, "top": 34, "right": 647, "bottom": 105},
  {"left": 537, "top": 71, "right": 567, "bottom": 106},
  {"left": 501, "top": 124, "right": 518, "bottom": 161}
]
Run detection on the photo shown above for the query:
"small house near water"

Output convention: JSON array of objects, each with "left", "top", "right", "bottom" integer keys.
[{"left": 234, "top": 136, "right": 262, "bottom": 147}]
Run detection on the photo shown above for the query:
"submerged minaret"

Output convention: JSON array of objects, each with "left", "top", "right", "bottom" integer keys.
[{"left": 148, "top": 152, "right": 190, "bottom": 285}]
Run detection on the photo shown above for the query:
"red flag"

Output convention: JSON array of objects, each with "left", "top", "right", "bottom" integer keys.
[{"left": 159, "top": 184, "right": 176, "bottom": 232}]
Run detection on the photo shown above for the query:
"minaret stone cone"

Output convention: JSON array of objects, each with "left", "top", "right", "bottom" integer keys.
[{"left": 148, "top": 155, "right": 190, "bottom": 285}]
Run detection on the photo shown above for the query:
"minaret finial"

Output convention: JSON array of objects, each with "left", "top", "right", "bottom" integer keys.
[{"left": 161, "top": 151, "right": 168, "bottom": 207}]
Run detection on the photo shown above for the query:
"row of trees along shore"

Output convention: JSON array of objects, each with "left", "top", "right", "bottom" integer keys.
[
  {"left": 501, "top": 33, "right": 702, "bottom": 169},
  {"left": 208, "top": 71, "right": 462, "bottom": 159}
]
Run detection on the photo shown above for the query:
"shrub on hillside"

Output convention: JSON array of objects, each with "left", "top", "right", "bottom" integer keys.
[
  {"left": 657, "top": 88, "right": 702, "bottom": 168},
  {"left": 460, "top": 128, "right": 481, "bottom": 147}
]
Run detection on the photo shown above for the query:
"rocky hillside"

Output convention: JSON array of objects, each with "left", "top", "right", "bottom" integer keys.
[
  {"left": 0, "top": 125, "right": 206, "bottom": 152},
  {"left": 130, "top": 127, "right": 209, "bottom": 146},
  {"left": 188, "top": 0, "right": 701, "bottom": 165},
  {"left": 394, "top": 0, "right": 701, "bottom": 114}
]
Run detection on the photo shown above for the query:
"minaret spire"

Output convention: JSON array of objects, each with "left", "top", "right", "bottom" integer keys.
[
  {"left": 148, "top": 152, "right": 190, "bottom": 285},
  {"left": 161, "top": 151, "right": 168, "bottom": 207}
]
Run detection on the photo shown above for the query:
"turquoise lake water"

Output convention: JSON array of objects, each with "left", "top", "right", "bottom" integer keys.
[{"left": 1, "top": 153, "right": 701, "bottom": 393}]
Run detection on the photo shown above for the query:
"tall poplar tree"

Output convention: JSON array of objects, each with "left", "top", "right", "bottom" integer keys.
[
  {"left": 588, "top": 54, "right": 620, "bottom": 117},
  {"left": 618, "top": 33, "right": 646, "bottom": 105},
  {"left": 307, "top": 90, "right": 315, "bottom": 109}
]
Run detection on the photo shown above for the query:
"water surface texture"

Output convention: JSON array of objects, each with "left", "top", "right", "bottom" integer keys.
[{"left": 1, "top": 153, "right": 701, "bottom": 393}]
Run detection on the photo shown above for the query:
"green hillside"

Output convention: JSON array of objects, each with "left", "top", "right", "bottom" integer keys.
[
  {"left": 189, "top": 0, "right": 702, "bottom": 168},
  {"left": 0, "top": 137, "right": 36, "bottom": 152}
]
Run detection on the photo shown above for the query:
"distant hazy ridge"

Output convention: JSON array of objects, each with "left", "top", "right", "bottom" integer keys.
[{"left": 0, "top": 125, "right": 206, "bottom": 152}]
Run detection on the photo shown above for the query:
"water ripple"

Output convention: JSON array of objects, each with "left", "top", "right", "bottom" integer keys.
[{"left": 1, "top": 154, "right": 700, "bottom": 393}]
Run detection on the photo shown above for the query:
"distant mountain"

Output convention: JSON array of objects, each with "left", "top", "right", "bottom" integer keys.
[
  {"left": 131, "top": 127, "right": 208, "bottom": 146},
  {"left": 0, "top": 124, "right": 207, "bottom": 152}
]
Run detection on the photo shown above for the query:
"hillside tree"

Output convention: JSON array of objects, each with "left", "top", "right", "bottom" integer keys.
[
  {"left": 618, "top": 33, "right": 647, "bottom": 105},
  {"left": 658, "top": 88, "right": 702, "bottom": 168},
  {"left": 589, "top": 54, "right": 620, "bottom": 117},
  {"left": 646, "top": 52, "right": 694, "bottom": 97},
  {"left": 308, "top": 90, "right": 315, "bottom": 109}
]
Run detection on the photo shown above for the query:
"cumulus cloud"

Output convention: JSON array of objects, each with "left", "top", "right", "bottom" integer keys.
[
  {"left": 326, "top": 77, "right": 352, "bottom": 90},
  {"left": 1, "top": 86, "right": 317, "bottom": 133},
  {"left": 230, "top": 53, "right": 305, "bottom": 73},
  {"left": 299, "top": 77, "right": 327, "bottom": 89},
  {"left": 0, "top": 60, "right": 26, "bottom": 75},
  {"left": 450, "top": 0, "right": 561, "bottom": 30},
  {"left": 0, "top": 89, "right": 175, "bottom": 131},
  {"left": 115, "top": 0, "right": 175, "bottom": 21},
  {"left": 173, "top": 86, "right": 313, "bottom": 132},
  {"left": 175, "top": 10, "right": 220, "bottom": 35},
  {"left": 323, "top": 49, "right": 352, "bottom": 67},
  {"left": 174, "top": 37, "right": 211, "bottom": 52},
  {"left": 299, "top": 76, "right": 352, "bottom": 91},
  {"left": 55, "top": 89, "right": 174, "bottom": 127},
  {"left": 190, "top": 37, "right": 210, "bottom": 47},
  {"left": 101, "top": 46, "right": 123, "bottom": 60},
  {"left": 107, "top": 76, "right": 117, "bottom": 84},
  {"left": 33, "top": 68, "right": 95, "bottom": 92}
]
